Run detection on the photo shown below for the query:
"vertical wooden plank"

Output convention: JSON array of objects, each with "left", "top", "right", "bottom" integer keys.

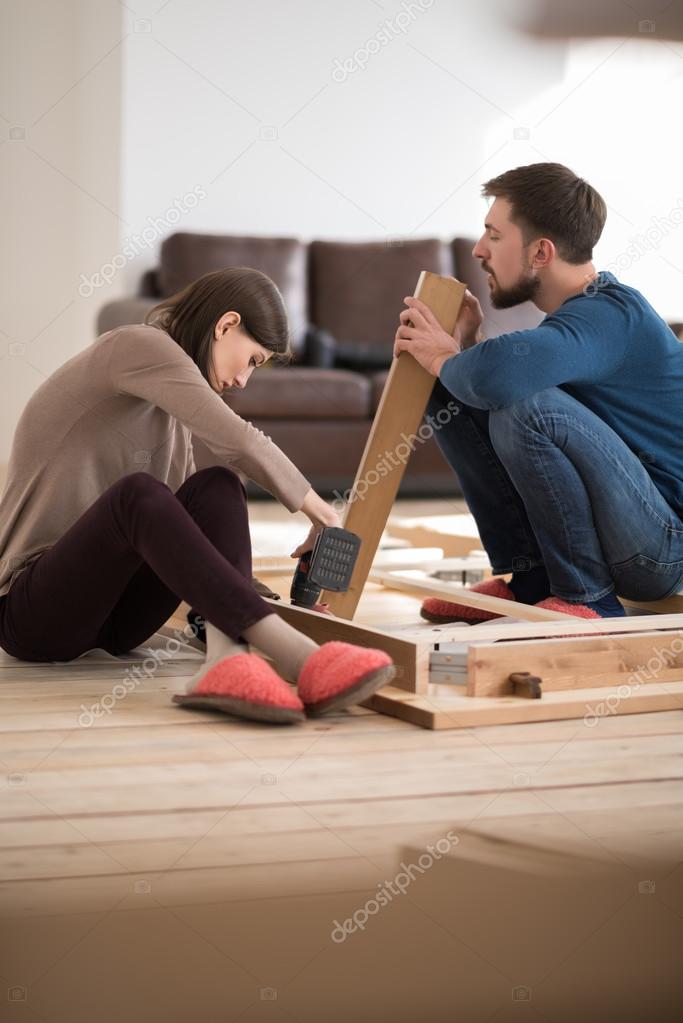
[{"left": 325, "top": 271, "right": 466, "bottom": 619}]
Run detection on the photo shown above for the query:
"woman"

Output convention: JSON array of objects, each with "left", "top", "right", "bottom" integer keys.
[{"left": 0, "top": 267, "right": 395, "bottom": 724}]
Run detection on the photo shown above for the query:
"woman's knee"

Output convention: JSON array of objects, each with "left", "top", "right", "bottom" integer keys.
[
  {"left": 114, "top": 472, "right": 170, "bottom": 498},
  {"left": 105, "top": 473, "right": 173, "bottom": 524},
  {"left": 184, "top": 465, "right": 247, "bottom": 500}
]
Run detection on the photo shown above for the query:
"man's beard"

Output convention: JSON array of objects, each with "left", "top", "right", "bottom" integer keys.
[{"left": 488, "top": 266, "right": 541, "bottom": 310}]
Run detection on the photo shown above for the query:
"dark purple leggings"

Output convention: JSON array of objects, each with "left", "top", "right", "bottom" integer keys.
[{"left": 0, "top": 467, "right": 274, "bottom": 662}]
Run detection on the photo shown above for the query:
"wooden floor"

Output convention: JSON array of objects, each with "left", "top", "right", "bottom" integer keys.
[{"left": 1, "top": 498, "right": 682, "bottom": 1021}]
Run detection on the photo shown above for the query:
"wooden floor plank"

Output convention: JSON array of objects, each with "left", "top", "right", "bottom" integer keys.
[{"left": 3, "top": 498, "right": 683, "bottom": 938}]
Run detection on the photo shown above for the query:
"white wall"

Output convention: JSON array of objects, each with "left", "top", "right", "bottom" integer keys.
[
  {"left": 0, "top": 0, "right": 123, "bottom": 463},
  {"left": 117, "top": 0, "right": 569, "bottom": 278},
  {"left": 117, "top": 0, "right": 683, "bottom": 324},
  {"left": 2, "top": 0, "right": 683, "bottom": 462}
]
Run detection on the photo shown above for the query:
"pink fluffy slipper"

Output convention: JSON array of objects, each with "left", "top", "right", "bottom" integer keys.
[
  {"left": 420, "top": 577, "right": 516, "bottom": 625},
  {"left": 535, "top": 597, "right": 601, "bottom": 619},
  {"left": 172, "top": 653, "right": 305, "bottom": 724},
  {"left": 297, "top": 642, "right": 396, "bottom": 717}
]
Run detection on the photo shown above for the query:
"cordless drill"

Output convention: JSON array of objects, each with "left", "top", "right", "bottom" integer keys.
[{"left": 290, "top": 527, "right": 361, "bottom": 608}]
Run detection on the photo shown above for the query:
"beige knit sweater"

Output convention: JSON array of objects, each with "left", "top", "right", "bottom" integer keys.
[{"left": 0, "top": 324, "right": 311, "bottom": 597}]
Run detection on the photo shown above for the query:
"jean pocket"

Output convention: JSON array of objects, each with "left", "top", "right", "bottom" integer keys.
[{"left": 611, "top": 553, "right": 683, "bottom": 601}]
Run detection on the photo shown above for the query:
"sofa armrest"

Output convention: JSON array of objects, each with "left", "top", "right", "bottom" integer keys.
[
  {"left": 139, "top": 268, "right": 161, "bottom": 298},
  {"left": 301, "top": 325, "right": 337, "bottom": 368},
  {"left": 96, "top": 296, "right": 159, "bottom": 335}
]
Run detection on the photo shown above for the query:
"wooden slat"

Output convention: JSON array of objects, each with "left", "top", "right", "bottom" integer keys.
[
  {"left": 622, "top": 594, "right": 683, "bottom": 614},
  {"left": 366, "top": 679, "right": 683, "bottom": 729},
  {"left": 397, "top": 611, "right": 683, "bottom": 644},
  {"left": 467, "top": 630, "right": 683, "bottom": 696},
  {"left": 325, "top": 272, "right": 466, "bottom": 619},
  {"left": 371, "top": 568, "right": 574, "bottom": 621},
  {"left": 387, "top": 516, "right": 483, "bottom": 558}
]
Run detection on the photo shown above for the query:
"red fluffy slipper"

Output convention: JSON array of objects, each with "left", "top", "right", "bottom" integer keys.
[
  {"left": 535, "top": 596, "right": 602, "bottom": 619},
  {"left": 172, "top": 653, "right": 305, "bottom": 724},
  {"left": 420, "top": 577, "right": 516, "bottom": 625},
  {"left": 298, "top": 642, "right": 396, "bottom": 717}
]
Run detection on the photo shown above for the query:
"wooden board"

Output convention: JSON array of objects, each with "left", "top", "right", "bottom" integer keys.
[
  {"left": 622, "top": 594, "right": 683, "bottom": 614},
  {"left": 370, "top": 568, "right": 574, "bottom": 621},
  {"left": 269, "top": 598, "right": 431, "bottom": 694},
  {"left": 416, "top": 610, "right": 683, "bottom": 644},
  {"left": 366, "top": 680, "right": 683, "bottom": 729},
  {"left": 387, "top": 513, "right": 484, "bottom": 558},
  {"left": 467, "top": 630, "right": 683, "bottom": 696},
  {"left": 324, "top": 271, "right": 466, "bottom": 619}
]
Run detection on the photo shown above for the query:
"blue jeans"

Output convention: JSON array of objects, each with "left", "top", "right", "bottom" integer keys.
[{"left": 427, "top": 382, "right": 683, "bottom": 603}]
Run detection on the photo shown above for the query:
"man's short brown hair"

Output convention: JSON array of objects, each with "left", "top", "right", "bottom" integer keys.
[{"left": 482, "top": 162, "right": 606, "bottom": 264}]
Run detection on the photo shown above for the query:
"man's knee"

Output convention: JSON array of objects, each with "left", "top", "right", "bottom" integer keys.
[{"left": 489, "top": 388, "right": 570, "bottom": 447}]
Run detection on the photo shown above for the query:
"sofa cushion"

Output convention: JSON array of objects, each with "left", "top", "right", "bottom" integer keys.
[
  {"left": 158, "top": 232, "right": 308, "bottom": 351},
  {"left": 333, "top": 340, "right": 397, "bottom": 370},
  {"left": 224, "top": 368, "right": 372, "bottom": 420},
  {"left": 309, "top": 239, "right": 451, "bottom": 367}
]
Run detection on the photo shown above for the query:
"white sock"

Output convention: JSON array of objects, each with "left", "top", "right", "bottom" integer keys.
[
  {"left": 242, "top": 613, "right": 319, "bottom": 683},
  {"left": 185, "top": 622, "right": 246, "bottom": 693},
  {"left": 185, "top": 617, "right": 319, "bottom": 693}
]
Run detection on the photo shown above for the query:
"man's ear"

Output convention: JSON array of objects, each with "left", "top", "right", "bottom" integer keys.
[{"left": 530, "top": 238, "right": 555, "bottom": 270}]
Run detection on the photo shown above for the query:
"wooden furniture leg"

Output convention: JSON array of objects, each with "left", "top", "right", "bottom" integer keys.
[{"left": 324, "top": 271, "right": 466, "bottom": 619}]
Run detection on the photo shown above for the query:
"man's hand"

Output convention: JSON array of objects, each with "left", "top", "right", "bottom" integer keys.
[
  {"left": 394, "top": 297, "right": 462, "bottom": 376},
  {"left": 457, "top": 290, "right": 485, "bottom": 348}
]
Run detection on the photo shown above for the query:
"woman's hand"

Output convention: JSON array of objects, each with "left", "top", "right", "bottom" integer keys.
[
  {"left": 394, "top": 296, "right": 463, "bottom": 376},
  {"left": 291, "top": 489, "right": 342, "bottom": 558}
]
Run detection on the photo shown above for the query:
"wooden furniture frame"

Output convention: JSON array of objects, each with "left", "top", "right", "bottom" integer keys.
[{"left": 271, "top": 271, "right": 683, "bottom": 729}]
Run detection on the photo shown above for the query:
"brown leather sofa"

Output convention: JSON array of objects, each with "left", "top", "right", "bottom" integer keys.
[{"left": 97, "top": 232, "right": 543, "bottom": 497}]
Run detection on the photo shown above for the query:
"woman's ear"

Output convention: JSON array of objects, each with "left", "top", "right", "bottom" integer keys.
[{"left": 214, "top": 310, "right": 242, "bottom": 340}]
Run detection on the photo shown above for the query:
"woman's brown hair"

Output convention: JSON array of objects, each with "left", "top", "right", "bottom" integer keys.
[{"left": 145, "top": 266, "right": 291, "bottom": 387}]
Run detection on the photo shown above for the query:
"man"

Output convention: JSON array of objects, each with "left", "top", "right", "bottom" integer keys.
[{"left": 394, "top": 162, "right": 683, "bottom": 622}]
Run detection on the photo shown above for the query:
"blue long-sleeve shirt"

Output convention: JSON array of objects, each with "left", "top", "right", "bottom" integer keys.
[{"left": 439, "top": 271, "right": 683, "bottom": 516}]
